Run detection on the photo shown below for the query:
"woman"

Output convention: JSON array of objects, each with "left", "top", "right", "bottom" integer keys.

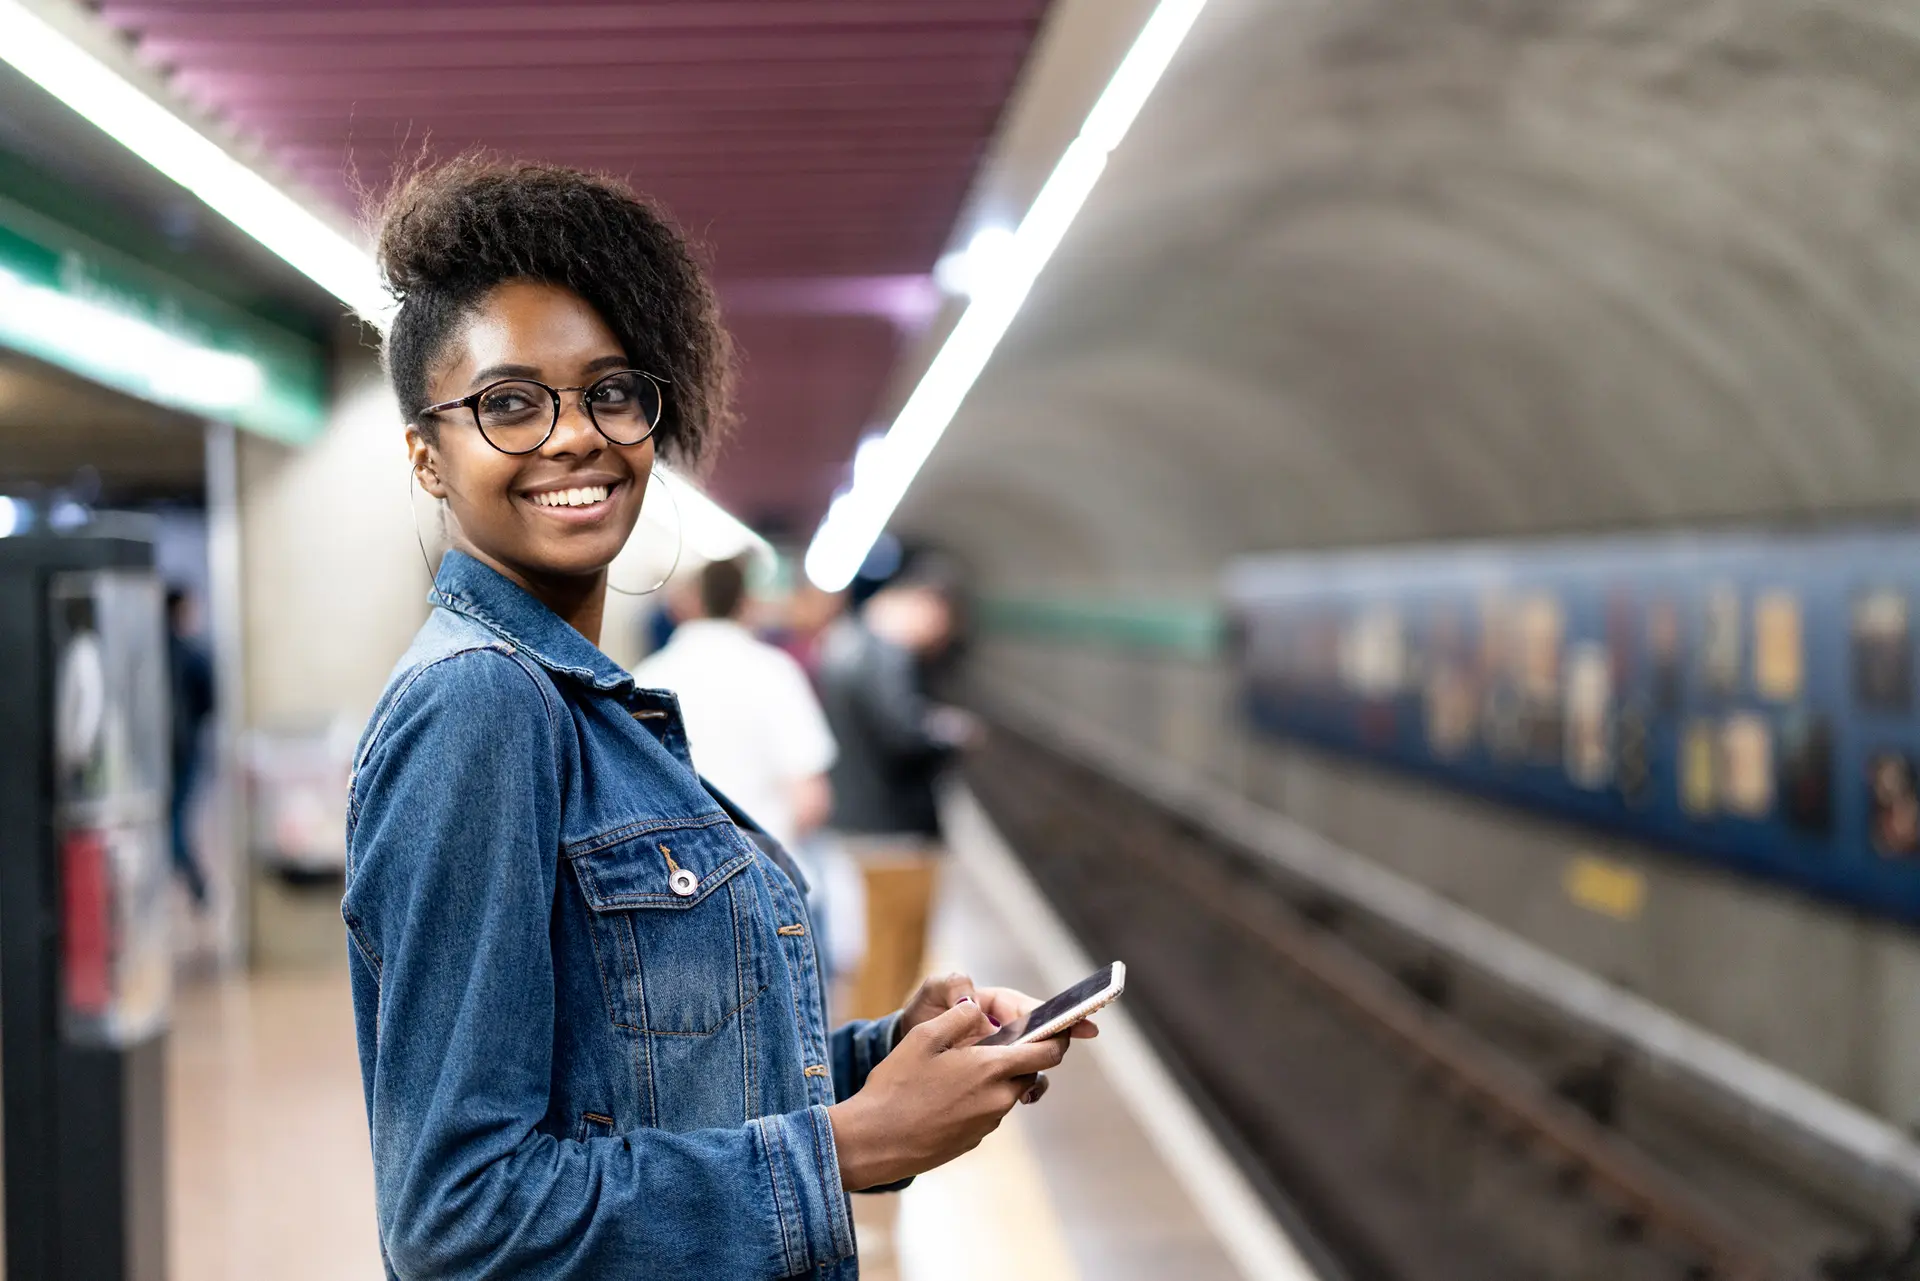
[{"left": 344, "top": 159, "right": 1089, "bottom": 1279}]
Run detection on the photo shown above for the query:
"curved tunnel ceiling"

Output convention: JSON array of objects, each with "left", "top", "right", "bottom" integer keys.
[{"left": 901, "top": 0, "right": 1920, "bottom": 592}]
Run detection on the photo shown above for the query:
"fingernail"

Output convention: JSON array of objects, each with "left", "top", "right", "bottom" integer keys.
[
  {"left": 1023, "top": 1089, "right": 1039, "bottom": 1104},
  {"left": 987, "top": 1015, "right": 1001, "bottom": 1027},
  {"left": 956, "top": 995, "right": 976, "bottom": 1006}
]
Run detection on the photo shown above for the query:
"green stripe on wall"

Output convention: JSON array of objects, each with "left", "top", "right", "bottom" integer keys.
[{"left": 974, "top": 596, "right": 1223, "bottom": 659}]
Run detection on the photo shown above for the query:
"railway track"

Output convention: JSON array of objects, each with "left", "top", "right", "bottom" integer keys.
[{"left": 966, "top": 723, "right": 1906, "bottom": 1281}]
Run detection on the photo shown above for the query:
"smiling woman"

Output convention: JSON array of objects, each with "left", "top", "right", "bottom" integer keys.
[{"left": 343, "top": 159, "right": 1089, "bottom": 1281}]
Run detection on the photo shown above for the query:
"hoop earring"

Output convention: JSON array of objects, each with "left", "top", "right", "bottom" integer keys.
[
  {"left": 608, "top": 466, "right": 685, "bottom": 597},
  {"left": 407, "top": 466, "right": 444, "bottom": 583}
]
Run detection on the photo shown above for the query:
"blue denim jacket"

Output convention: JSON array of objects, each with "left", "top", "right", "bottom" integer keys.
[{"left": 344, "top": 550, "right": 897, "bottom": 1279}]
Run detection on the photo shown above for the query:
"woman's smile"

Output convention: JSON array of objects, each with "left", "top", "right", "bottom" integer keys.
[{"left": 519, "top": 473, "right": 631, "bottom": 525}]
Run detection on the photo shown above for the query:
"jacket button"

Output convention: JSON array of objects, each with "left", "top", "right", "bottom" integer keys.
[{"left": 668, "top": 868, "right": 699, "bottom": 897}]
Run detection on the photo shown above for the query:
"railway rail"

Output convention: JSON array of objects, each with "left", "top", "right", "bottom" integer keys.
[{"left": 966, "top": 721, "right": 1911, "bottom": 1281}]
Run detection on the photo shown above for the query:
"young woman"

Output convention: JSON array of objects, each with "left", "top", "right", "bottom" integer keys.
[{"left": 344, "top": 159, "right": 1090, "bottom": 1279}]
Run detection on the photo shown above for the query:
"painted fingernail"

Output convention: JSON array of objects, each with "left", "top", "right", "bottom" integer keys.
[
  {"left": 956, "top": 995, "right": 976, "bottom": 1006},
  {"left": 987, "top": 1015, "right": 1001, "bottom": 1027},
  {"left": 1023, "top": 1089, "right": 1040, "bottom": 1104}
]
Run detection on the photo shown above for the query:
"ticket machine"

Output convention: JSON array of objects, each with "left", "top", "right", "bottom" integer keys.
[{"left": 0, "top": 531, "right": 170, "bottom": 1281}]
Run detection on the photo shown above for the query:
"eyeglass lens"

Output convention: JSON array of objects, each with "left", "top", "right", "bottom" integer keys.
[{"left": 474, "top": 371, "right": 661, "bottom": 453}]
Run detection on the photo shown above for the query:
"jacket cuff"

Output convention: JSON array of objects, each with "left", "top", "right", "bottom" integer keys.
[{"left": 754, "top": 1106, "right": 856, "bottom": 1275}]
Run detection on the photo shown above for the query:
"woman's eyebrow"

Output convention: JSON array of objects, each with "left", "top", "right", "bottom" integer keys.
[{"left": 469, "top": 362, "right": 543, "bottom": 385}]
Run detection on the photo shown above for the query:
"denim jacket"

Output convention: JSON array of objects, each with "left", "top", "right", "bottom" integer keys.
[{"left": 343, "top": 550, "right": 897, "bottom": 1279}]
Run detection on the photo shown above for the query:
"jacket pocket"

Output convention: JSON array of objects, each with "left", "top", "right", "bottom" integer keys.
[{"left": 567, "top": 813, "right": 765, "bottom": 1036}]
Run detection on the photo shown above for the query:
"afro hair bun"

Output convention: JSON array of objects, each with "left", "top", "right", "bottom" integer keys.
[{"left": 375, "top": 155, "right": 733, "bottom": 464}]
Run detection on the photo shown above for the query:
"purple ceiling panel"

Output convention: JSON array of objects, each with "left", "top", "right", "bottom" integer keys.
[{"left": 98, "top": 0, "right": 1054, "bottom": 529}]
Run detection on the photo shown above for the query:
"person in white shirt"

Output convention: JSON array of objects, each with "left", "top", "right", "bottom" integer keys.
[{"left": 635, "top": 556, "right": 837, "bottom": 853}]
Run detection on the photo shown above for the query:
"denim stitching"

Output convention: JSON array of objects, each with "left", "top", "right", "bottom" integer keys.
[
  {"left": 351, "top": 642, "right": 516, "bottom": 779},
  {"left": 430, "top": 588, "right": 630, "bottom": 692},
  {"left": 640, "top": 984, "right": 766, "bottom": 1037},
  {"left": 341, "top": 907, "right": 383, "bottom": 975},
  {"left": 562, "top": 811, "right": 735, "bottom": 857},
  {"left": 573, "top": 852, "right": 754, "bottom": 911},
  {"left": 810, "top": 1106, "right": 843, "bottom": 1261},
  {"left": 756, "top": 1117, "right": 800, "bottom": 1276}
]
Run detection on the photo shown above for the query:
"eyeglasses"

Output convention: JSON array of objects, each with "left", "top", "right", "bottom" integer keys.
[{"left": 419, "top": 369, "right": 667, "bottom": 455}]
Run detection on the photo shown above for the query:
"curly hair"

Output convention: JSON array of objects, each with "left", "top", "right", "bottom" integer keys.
[{"left": 375, "top": 156, "right": 733, "bottom": 464}]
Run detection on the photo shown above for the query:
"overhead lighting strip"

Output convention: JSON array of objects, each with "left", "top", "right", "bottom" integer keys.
[
  {"left": 0, "top": 0, "right": 773, "bottom": 565},
  {"left": 803, "top": 0, "right": 1212, "bottom": 592},
  {"left": 0, "top": 0, "right": 386, "bottom": 319}
]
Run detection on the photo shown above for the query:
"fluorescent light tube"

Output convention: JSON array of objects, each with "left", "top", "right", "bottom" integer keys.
[
  {"left": 804, "top": 0, "right": 1211, "bottom": 592},
  {"left": 0, "top": 0, "right": 386, "bottom": 319}
]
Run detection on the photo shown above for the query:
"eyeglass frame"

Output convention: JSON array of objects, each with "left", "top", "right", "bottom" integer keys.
[{"left": 416, "top": 368, "right": 670, "bottom": 456}]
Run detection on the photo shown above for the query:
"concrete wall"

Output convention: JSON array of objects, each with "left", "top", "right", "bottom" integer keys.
[
  {"left": 235, "top": 348, "right": 426, "bottom": 967},
  {"left": 238, "top": 349, "right": 428, "bottom": 737},
  {"left": 968, "top": 636, "right": 1920, "bottom": 1130}
]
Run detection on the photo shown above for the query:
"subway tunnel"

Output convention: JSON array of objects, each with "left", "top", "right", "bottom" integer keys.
[{"left": 3, "top": 0, "right": 1920, "bottom": 1278}]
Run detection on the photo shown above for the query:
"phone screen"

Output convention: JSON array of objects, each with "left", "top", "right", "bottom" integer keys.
[{"left": 975, "top": 964, "right": 1117, "bottom": 1047}]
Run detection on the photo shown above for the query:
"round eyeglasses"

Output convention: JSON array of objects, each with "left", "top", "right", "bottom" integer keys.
[{"left": 418, "top": 369, "right": 666, "bottom": 455}]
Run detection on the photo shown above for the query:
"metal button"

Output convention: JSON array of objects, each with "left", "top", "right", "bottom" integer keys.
[{"left": 668, "top": 867, "right": 699, "bottom": 897}]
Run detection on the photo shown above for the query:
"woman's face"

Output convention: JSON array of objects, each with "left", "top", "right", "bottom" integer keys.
[{"left": 408, "top": 280, "right": 654, "bottom": 592}]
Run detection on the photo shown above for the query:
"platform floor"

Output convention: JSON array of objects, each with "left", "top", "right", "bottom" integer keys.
[{"left": 166, "top": 804, "right": 1268, "bottom": 1280}]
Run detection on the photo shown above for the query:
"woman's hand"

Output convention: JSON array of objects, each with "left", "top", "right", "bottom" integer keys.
[
  {"left": 828, "top": 1000, "right": 1068, "bottom": 1191},
  {"left": 898, "top": 972, "right": 1102, "bottom": 1049}
]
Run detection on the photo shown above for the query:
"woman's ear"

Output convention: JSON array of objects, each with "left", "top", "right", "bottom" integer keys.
[{"left": 406, "top": 427, "right": 448, "bottom": 500}]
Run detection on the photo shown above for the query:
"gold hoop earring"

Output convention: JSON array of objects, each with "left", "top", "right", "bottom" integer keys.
[{"left": 608, "top": 467, "right": 685, "bottom": 597}]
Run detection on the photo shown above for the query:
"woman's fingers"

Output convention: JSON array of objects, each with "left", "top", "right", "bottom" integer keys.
[
  {"left": 918, "top": 996, "right": 996, "bottom": 1051},
  {"left": 1018, "top": 1071, "right": 1050, "bottom": 1106}
]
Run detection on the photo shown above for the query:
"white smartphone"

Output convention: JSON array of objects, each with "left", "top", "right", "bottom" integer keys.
[{"left": 975, "top": 962, "right": 1125, "bottom": 1047}]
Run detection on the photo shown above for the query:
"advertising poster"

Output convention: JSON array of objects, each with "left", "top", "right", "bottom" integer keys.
[
  {"left": 1425, "top": 664, "right": 1478, "bottom": 758},
  {"left": 1777, "top": 712, "right": 1834, "bottom": 834},
  {"left": 1752, "top": 590, "right": 1804, "bottom": 702},
  {"left": 1718, "top": 714, "right": 1774, "bottom": 817},
  {"left": 1648, "top": 599, "right": 1682, "bottom": 712},
  {"left": 1614, "top": 701, "right": 1652, "bottom": 808},
  {"left": 1564, "top": 643, "right": 1612, "bottom": 789},
  {"left": 1606, "top": 590, "right": 1637, "bottom": 687},
  {"left": 1681, "top": 721, "right": 1717, "bottom": 816},
  {"left": 1852, "top": 590, "right": 1911, "bottom": 711},
  {"left": 1869, "top": 752, "right": 1920, "bottom": 858},
  {"left": 1515, "top": 595, "right": 1564, "bottom": 702},
  {"left": 1701, "top": 584, "right": 1742, "bottom": 698}
]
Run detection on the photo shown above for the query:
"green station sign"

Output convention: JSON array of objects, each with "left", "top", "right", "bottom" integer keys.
[{"left": 0, "top": 195, "right": 328, "bottom": 444}]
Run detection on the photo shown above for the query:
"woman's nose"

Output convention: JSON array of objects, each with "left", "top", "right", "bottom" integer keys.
[{"left": 544, "top": 394, "right": 603, "bottom": 456}]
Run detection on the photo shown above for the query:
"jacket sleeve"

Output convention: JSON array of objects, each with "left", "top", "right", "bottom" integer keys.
[
  {"left": 828, "top": 1012, "right": 901, "bottom": 1102},
  {"left": 343, "top": 649, "right": 854, "bottom": 1280}
]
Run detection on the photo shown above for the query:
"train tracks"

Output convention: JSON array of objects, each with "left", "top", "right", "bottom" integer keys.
[{"left": 967, "top": 723, "right": 1902, "bottom": 1281}]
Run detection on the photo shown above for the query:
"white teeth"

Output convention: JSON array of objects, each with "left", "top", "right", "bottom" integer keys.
[{"left": 533, "top": 485, "right": 611, "bottom": 508}]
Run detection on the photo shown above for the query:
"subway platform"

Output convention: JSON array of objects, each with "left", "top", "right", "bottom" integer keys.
[{"left": 163, "top": 788, "right": 1312, "bottom": 1281}]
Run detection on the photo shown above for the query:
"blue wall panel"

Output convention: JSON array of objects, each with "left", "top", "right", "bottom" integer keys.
[{"left": 1223, "top": 530, "right": 1920, "bottom": 924}]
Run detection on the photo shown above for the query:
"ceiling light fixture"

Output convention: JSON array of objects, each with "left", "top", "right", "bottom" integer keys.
[
  {"left": 0, "top": 264, "right": 266, "bottom": 413},
  {"left": 803, "top": 0, "right": 1211, "bottom": 592},
  {"left": 0, "top": 0, "right": 387, "bottom": 319}
]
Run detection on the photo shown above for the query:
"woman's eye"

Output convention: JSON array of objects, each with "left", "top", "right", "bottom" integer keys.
[
  {"left": 590, "top": 384, "right": 633, "bottom": 406},
  {"left": 482, "top": 391, "right": 533, "bottom": 415}
]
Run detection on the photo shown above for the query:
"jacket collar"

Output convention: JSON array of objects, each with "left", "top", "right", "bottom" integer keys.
[{"left": 428, "top": 549, "right": 635, "bottom": 696}]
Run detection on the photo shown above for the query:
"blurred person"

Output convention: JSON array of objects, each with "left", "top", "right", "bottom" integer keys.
[
  {"left": 166, "top": 586, "right": 213, "bottom": 909},
  {"left": 818, "top": 575, "right": 980, "bottom": 1021},
  {"left": 633, "top": 555, "right": 834, "bottom": 855},
  {"left": 640, "top": 571, "right": 700, "bottom": 657},
  {"left": 347, "top": 159, "right": 1089, "bottom": 1281}
]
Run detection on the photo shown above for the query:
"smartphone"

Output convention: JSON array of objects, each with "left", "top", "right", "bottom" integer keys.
[{"left": 975, "top": 962, "right": 1125, "bottom": 1047}]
